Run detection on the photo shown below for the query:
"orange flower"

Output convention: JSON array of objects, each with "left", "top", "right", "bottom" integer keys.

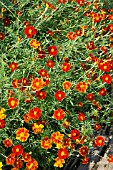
[
  {"left": 26, "top": 158, "right": 38, "bottom": 170},
  {"left": 14, "top": 158, "right": 23, "bottom": 169},
  {"left": 67, "top": 32, "right": 77, "bottom": 40},
  {"left": 82, "top": 157, "right": 89, "bottom": 164},
  {"left": 31, "top": 78, "right": 45, "bottom": 91},
  {"left": 75, "top": 82, "right": 88, "bottom": 93},
  {"left": 16, "top": 127, "right": 29, "bottom": 142},
  {"left": 108, "top": 155, "right": 113, "bottom": 163},
  {"left": 54, "top": 157, "right": 65, "bottom": 168},
  {"left": 53, "top": 108, "right": 65, "bottom": 120},
  {"left": 32, "top": 123, "right": 44, "bottom": 134},
  {"left": 8, "top": 97, "right": 19, "bottom": 109},
  {"left": 3, "top": 138, "right": 12, "bottom": 148},
  {"left": 23, "top": 113, "right": 32, "bottom": 123},
  {"left": 22, "top": 152, "right": 31, "bottom": 162},
  {"left": 8, "top": 62, "right": 18, "bottom": 72},
  {"left": 51, "top": 132, "right": 64, "bottom": 144},
  {"left": 6, "top": 153, "right": 15, "bottom": 165},
  {"left": 29, "top": 39, "right": 40, "bottom": 49},
  {"left": 62, "top": 81, "right": 72, "bottom": 90},
  {"left": 41, "top": 136, "right": 52, "bottom": 150}
]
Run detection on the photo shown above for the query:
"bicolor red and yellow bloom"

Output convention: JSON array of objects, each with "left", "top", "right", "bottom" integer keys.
[
  {"left": 53, "top": 108, "right": 65, "bottom": 120},
  {"left": 76, "top": 82, "right": 88, "bottom": 93},
  {"left": 8, "top": 97, "right": 19, "bottom": 109},
  {"left": 54, "top": 90, "right": 66, "bottom": 102},
  {"left": 24, "top": 26, "right": 37, "bottom": 38},
  {"left": 16, "top": 127, "right": 29, "bottom": 142}
]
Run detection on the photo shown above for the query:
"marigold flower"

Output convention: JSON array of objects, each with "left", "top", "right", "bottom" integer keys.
[
  {"left": 38, "top": 50, "right": 46, "bottom": 59},
  {"left": 14, "top": 158, "right": 23, "bottom": 169},
  {"left": 0, "top": 119, "right": 6, "bottom": 129},
  {"left": 3, "top": 18, "right": 10, "bottom": 26},
  {"left": 31, "top": 78, "right": 45, "bottom": 91},
  {"left": 108, "top": 155, "right": 113, "bottom": 163},
  {"left": 58, "top": 148, "right": 69, "bottom": 159},
  {"left": 46, "top": 60, "right": 54, "bottom": 68},
  {"left": 94, "top": 123, "right": 101, "bottom": 130},
  {"left": 78, "top": 112, "right": 86, "bottom": 121},
  {"left": 77, "top": 0, "right": 84, "bottom": 6},
  {"left": 71, "top": 129, "right": 80, "bottom": 140},
  {"left": 79, "top": 146, "right": 88, "bottom": 156},
  {"left": 51, "top": 132, "right": 64, "bottom": 144},
  {"left": 22, "top": 152, "right": 31, "bottom": 162},
  {"left": 0, "top": 162, "right": 3, "bottom": 169},
  {"left": 82, "top": 156, "right": 89, "bottom": 164},
  {"left": 61, "top": 62, "right": 71, "bottom": 72},
  {"left": 86, "top": 93, "right": 94, "bottom": 101},
  {"left": 8, "top": 62, "right": 18, "bottom": 72},
  {"left": 32, "top": 123, "right": 44, "bottom": 134},
  {"left": 26, "top": 158, "right": 38, "bottom": 170},
  {"left": 23, "top": 113, "right": 32, "bottom": 123},
  {"left": 48, "top": 45, "right": 58, "bottom": 56},
  {"left": 16, "top": 127, "right": 29, "bottom": 142},
  {"left": 24, "top": 26, "right": 37, "bottom": 38},
  {"left": 86, "top": 41, "right": 95, "bottom": 50},
  {"left": 67, "top": 32, "right": 77, "bottom": 40},
  {"left": 3, "top": 138, "right": 12, "bottom": 148},
  {"left": 53, "top": 108, "right": 65, "bottom": 120},
  {"left": 29, "top": 39, "right": 40, "bottom": 49},
  {"left": 0, "top": 112, "right": 6, "bottom": 120},
  {"left": 101, "top": 74, "right": 112, "bottom": 84},
  {"left": 75, "top": 82, "right": 88, "bottom": 93},
  {"left": 62, "top": 138, "right": 71, "bottom": 148},
  {"left": 98, "top": 88, "right": 107, "bottom": 96},
  {"left": 62, "top": 120, "right": 70, "bottom": 128},
  {"left": 8, "top": 97, "right": 19, "bottom": 109},
  {"left": 54, "top": 157, "right": 65, "bottom": 168},
  {"left": 98, "top": 62, "right": 110, "bottom": 72},
  {"left": 29, "top": 107, "right": 42, "bottom": 120},
  {"left": 0, "top": 32, "right": 5, "bottom": 40},
  {"left": 94, "top": 136, "right": 105, "bottom": 147},
  {"left": 41, "top": 136, "right": 52, "bottom": 150},
  {"left": 12, "top": 144, "right": 23, "bottom": 156},
  {"left": 54, "top": 90, "right": 66, "bottom": 102},
  {"left": 6, "top": 153, "right": 15, "bottom": 165}
]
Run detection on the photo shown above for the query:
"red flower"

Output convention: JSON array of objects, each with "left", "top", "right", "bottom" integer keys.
[
  {"left": 67, "top": 32, "right": 77, "bottom": 40},
  {"left": 22, "top": 152, "right": 31, "bottom": 162},
  {"left": 61, "top": 62, "right": 71, "bottom": 72},
  {"left": 18, "top": 77, "right": 29, "bottom": 91},
  {"left": 101, "top": 74, "right": 112, "bottom": 84},
  {"left": 24, "top": 26, "right": 37, "bottom": 38},
  {"left": 38, "top": 50, "right": 46, "bottom": 59},
  {"left": 53, "top": 108, "right": 65, "bottom": 120},
  {"left": 48, "top": 45, "right": 58, "bottom": 56},
  {"left": 26, "top": 158, "right": 38, "bottom": 170},
  {"left": 58, "top": 148, "right": 68, "bottom": 159},
  {"left": 0, "top": 32, "right": 5, "bottom": 40},
  {"left": 29, "top": 107, "right": 42, "bottom": 120},
  {"left": 8, "top": 62, "right": 18, "bottom": 72},
  {"left": 46, "top": 60, "right": 54, "bottom": 68},
  {"left": 108, "top": 15, "right": 113, "bottom": 20},
  {"left": 82, "top": 157, "right": 89, "bottom": 164},
  {"left": 75, "top": 30, "right": 82, "bottom": 36},
  {"left": 77, "top": 0, "right": 84, "bottom": 6},
  {"left": 76, "top": 82, "right": 88, "bottom": 93},
  {"left": 71, "top": 129, "right": 80, "bottom": 140},
  {"left": 108, "top": 155, "right": 113, "bottom": 163},
  {"left": 3, "top": 138, "right": 13, "bottom": 148},
  {"left": 54, "top": 90, "right": 66, "bottom": 102},
  {"left": 47, "top": 30, "right": 54, "bottom": 36},
  {"left": 0, "top": 119, "right": 6, "bottom": 129},
  {"left": 98, "top": 62, "right": 110, "bottom": 72},
  {"left": 36, "top": 90, "right": 47, "bottom": 100},
  {"left": 98, "top": 88, "right": 107, "bottom": 96},
  {"left": 94, "top": 123, "right": 101, "bottom": 130},
  {"left": 8, "top": 97, "right": 19, "bottom": 109},
  {"left": 58, "top": 0, "right": 68, "bottom": 3},
  {"left": 12, "top": 144, "right": 23, "bottom": 156},
  {"left": 108, "top": 24, "right": 113, "bottom": 33},
  {"left": 78, "top": 112, "right": 86, "bottom": 121},
  {"left": 79, "top": 146, "right": 88, "bottom": 156},
  {"left": 94, "top": 136, "right": 105, "bottom": 147},
  {"left": 14, "top": 158, "right": 23, "bottom": 169},
  {"left": 3, "top": 18, "right": 10, "bottom": 26},
  {"left": 86, "top": 93, "right": 94, "bottom": 101},
  {"left": 38, "top": 69, "right": 48, "bottom": 77},
  {"left": 86, "top": 41, "right": 95, "bottom": 50}
]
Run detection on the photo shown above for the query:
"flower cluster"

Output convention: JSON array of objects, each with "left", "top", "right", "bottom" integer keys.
[{"left": 0, "top": 0, "right": 113, "bottom": 169}]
